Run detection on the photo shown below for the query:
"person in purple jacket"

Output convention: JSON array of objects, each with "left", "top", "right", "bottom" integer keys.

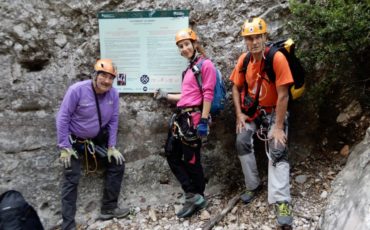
[
  {"left": 56, "top": 59, "right": 128, "bottom": 230},
  {"left": 154, "top": 28, "right": 216, "bottom": 218}
]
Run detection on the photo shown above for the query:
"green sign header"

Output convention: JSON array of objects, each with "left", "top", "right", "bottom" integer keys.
[{"left": 98, "top": 10, "right": 189, "bottom": 19}]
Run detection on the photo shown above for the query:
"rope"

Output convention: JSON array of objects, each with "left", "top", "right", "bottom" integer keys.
[
  {"left": 173, "top": 119, "right": 199, "bottom": 142},
  {"left": 256, "top": 124, "right": 272, "bottom": 162},
  {"left": 82, "top": 141, "right": 98, "bottom": 175},
  {"left": 69, "top": 135, "right": 98, "bottom": 174},
  {"left": 255, "top": 110, "right": 289, "bottom": 166}
]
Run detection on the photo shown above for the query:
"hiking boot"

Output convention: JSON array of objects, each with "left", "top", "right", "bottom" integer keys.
[
  {"left": 194, "top": 194, "right": 208, "bottom": 211},
  {"left": 176, "top": 193, "right": 206, "bottom": 218},
  {"left": 100, "top": 207, "right": 130, "bottom": 220},
  {"left": 240, "top": 184, "right": 262, "bottom": 203},
  {"left": 275, "top": 201, "right": 293, "bottom": 226}
]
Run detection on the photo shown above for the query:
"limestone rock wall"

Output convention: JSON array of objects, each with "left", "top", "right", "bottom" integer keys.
[{"left": 319, "top": 127, "right": 370, "bottom": 230}]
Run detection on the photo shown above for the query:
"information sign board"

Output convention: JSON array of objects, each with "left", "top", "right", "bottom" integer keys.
[{"left": 98, "top": 10, "right": 189, "bottom": 93}]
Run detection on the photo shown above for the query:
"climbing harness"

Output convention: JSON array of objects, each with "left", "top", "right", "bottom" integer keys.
[
  {"left": 255, "top": 109, "right": 273, "bottom": 162},
  {"left": 255, "top": 110, "right": 290, "bottom": 166},
  {"left": 69, "top": 135, "right": 98, "bottom": 175},
  {"left": 169, "top": 107, "right": 202, "bottom": 147}
]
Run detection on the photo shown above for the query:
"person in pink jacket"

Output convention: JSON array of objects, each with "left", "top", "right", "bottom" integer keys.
[{"left": 154, "top": 28, "right": 216, "bottom": 218}]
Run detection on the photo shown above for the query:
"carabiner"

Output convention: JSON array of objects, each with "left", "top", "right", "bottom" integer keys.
[
  {"left": 68, "top": 135, "right": 76, "bottom": 144},
  {"left": 87, "top": 141, "right": 95, "bottom": 155}
]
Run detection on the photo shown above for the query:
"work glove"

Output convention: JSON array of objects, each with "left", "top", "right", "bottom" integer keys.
[
  {"left": 107, "top": 147, "right": 125, "bottom": 165},
  {"left": 197, "top": 118, "right": 209, "bottom": 137},
  {"left": 60, "top": 148, "right": 78, "bottom": 168},
  {"left": 153, "top": 88, "right": 168, "bottom": 100}
]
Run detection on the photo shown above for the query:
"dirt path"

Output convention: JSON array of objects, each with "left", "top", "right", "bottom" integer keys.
[{"left": 76, "top": 153, "right": 344, "bottom": 230}]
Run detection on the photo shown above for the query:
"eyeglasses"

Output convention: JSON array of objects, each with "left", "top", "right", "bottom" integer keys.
[{"left": 98, "top": 72, "right": 115, "bottom": 81}]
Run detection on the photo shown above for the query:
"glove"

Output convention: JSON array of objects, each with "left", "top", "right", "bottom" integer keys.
[
  {"left": 107, "top": 147, "right": 125, "bottom": 165},
  {"left": 197, "top": 118, "right": 209, "bottom": 137},
  {"left": 153, "top": 88, "right": 168, "bottom": 100},
  {"left": 60, "top": 148, "right": 78, "bottom": 168}
]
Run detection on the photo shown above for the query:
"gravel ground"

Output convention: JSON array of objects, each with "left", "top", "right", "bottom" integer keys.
[{"left": 69, "top": 152, "right": 345, "bottom": 230}]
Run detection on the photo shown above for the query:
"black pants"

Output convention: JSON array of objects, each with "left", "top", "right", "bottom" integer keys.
[
  {"left": 61, "top": 144, "right": 125, "bottom": 230},
  {"left": 166, "top": 139, "right": 205, "bottom": 196}
]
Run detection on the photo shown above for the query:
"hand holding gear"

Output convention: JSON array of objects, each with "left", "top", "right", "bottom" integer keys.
[
  {"left": 60, "top": 148, "right": 78, "bottom": 168},
  {"left": 197, "top": 118, "right": 209, "bottom": 137},
  {"left": 107, "top": 147, "right": 125, "bottom": 165},
  {"left": 153, "top": 88, "right": 168, "bottom": 100}
]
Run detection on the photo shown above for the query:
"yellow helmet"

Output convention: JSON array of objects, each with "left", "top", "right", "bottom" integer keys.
[
  {"left": 175, "top": 28, "right": 198, "bottom": 44},
  {"left": 241, "top": 17, "right": 267, "bottom": 36},
  {"left": 94, "top": 59, "right": 117, "bottom": 77}
]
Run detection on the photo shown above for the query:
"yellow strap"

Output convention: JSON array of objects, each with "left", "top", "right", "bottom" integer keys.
[
  {"left": 83, "top": 142, "right": 98, "bottom": 175},
  {"left": 180, "top": 107, "right": 201, "bottom": 114}
]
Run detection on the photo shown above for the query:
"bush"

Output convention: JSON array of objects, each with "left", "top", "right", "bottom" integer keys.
[{"left": 288, "top": 0, "right": 370, "bottom": 108}]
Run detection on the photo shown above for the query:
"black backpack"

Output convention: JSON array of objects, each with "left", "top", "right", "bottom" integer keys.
[
  {"left": 241, "top": 38, "right": 305, "bottom": 100},
  {"left": 0, "top": 190, "right": 44, "bottom": 230}
]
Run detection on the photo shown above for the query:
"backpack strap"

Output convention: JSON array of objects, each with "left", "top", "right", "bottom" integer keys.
[
  {"left": 264, "top": 45, "right": 279, "bottom": 83},
  {"left": 240, "top": 52, "right": 251, "bottom": 75},
  {"left": 191, "top": 59, "right": 206, "bottom": 93},
  {"left": 239, "top": 52, "right": 251, "bottom": 92},
  {"left": 239, "top": 51, "right": 268, "bottom": 118}
]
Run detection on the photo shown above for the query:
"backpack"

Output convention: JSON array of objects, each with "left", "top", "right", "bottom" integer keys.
[
  {"left": 0, "top": 190, "right": 44, "bottom": 230},
  {"left": 191, "top": 59, "right": 227, "bottom": 116},
  {"left": 241, "top": 38, "right": 305, "bottom": 100}
]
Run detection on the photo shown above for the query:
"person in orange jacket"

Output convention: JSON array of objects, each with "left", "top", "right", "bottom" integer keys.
[{"left": 229, "top": 17, "right": 294, "bottom": 228}]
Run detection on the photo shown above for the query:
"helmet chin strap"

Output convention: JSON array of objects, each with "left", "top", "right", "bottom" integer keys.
[
  {"left": 189, "top": 48, "right": 200, "bottom": 65},
  {"left": 189, "top": 41, "right": 199, "bottom": 60},
  {"left": 92, "top": 71, "right": 103, "bottom": 93}
]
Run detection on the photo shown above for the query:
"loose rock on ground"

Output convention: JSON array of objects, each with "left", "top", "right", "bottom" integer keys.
[{"left": 58, "top": 152, "right": 345, "bottom": 230}]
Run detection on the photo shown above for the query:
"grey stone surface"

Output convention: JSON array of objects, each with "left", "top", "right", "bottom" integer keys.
[{"left": 320, "top": 127, "right": 370, "bottom": 230}]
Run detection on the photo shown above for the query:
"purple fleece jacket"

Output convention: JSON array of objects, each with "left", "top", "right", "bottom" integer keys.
[{"left": 56, "top": 79, "right": 119, "bottom": 149}]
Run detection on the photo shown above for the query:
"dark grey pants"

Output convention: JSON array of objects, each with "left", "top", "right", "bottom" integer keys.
[
  {"left": 61, "top": 145, "right": 125, "bottom": 230},
  {"left": 166, "top": 139, "right": 206, "bottom": 197}
]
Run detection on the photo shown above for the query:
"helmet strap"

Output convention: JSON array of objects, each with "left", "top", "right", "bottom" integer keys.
[
  {"left": 92, "top": 71, "right": 98, "bottom": 79},
  {"left": 189, "top": 42, "right": 198, "bottom": 60},
  {"left": 189, "top": 50, "right": 200, "bottom": 65},
  {"left": 189, "top": 41, "right": 200, "bottom": 62},
  {"left": 92, "top": 71, "right": 101, "bottom": 92}
]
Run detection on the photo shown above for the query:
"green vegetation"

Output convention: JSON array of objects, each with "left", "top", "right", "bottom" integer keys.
[{"left": 288, "top": 0, "right": 370, "bottom": 108}]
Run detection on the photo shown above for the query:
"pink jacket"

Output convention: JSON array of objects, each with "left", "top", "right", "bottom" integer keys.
[{"left": 177, "top": 58, "right": 216, "bottom": 108}]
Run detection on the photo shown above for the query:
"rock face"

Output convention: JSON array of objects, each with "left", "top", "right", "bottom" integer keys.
[
  {"left": 0, "top": 0, "right": 292, "bottom": 155},
  {"left": 0, "top": 0, "right": 306, "bottom": 228},
  {"left": 320, "top": 127, "right": 370, "bottom": 230}
]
